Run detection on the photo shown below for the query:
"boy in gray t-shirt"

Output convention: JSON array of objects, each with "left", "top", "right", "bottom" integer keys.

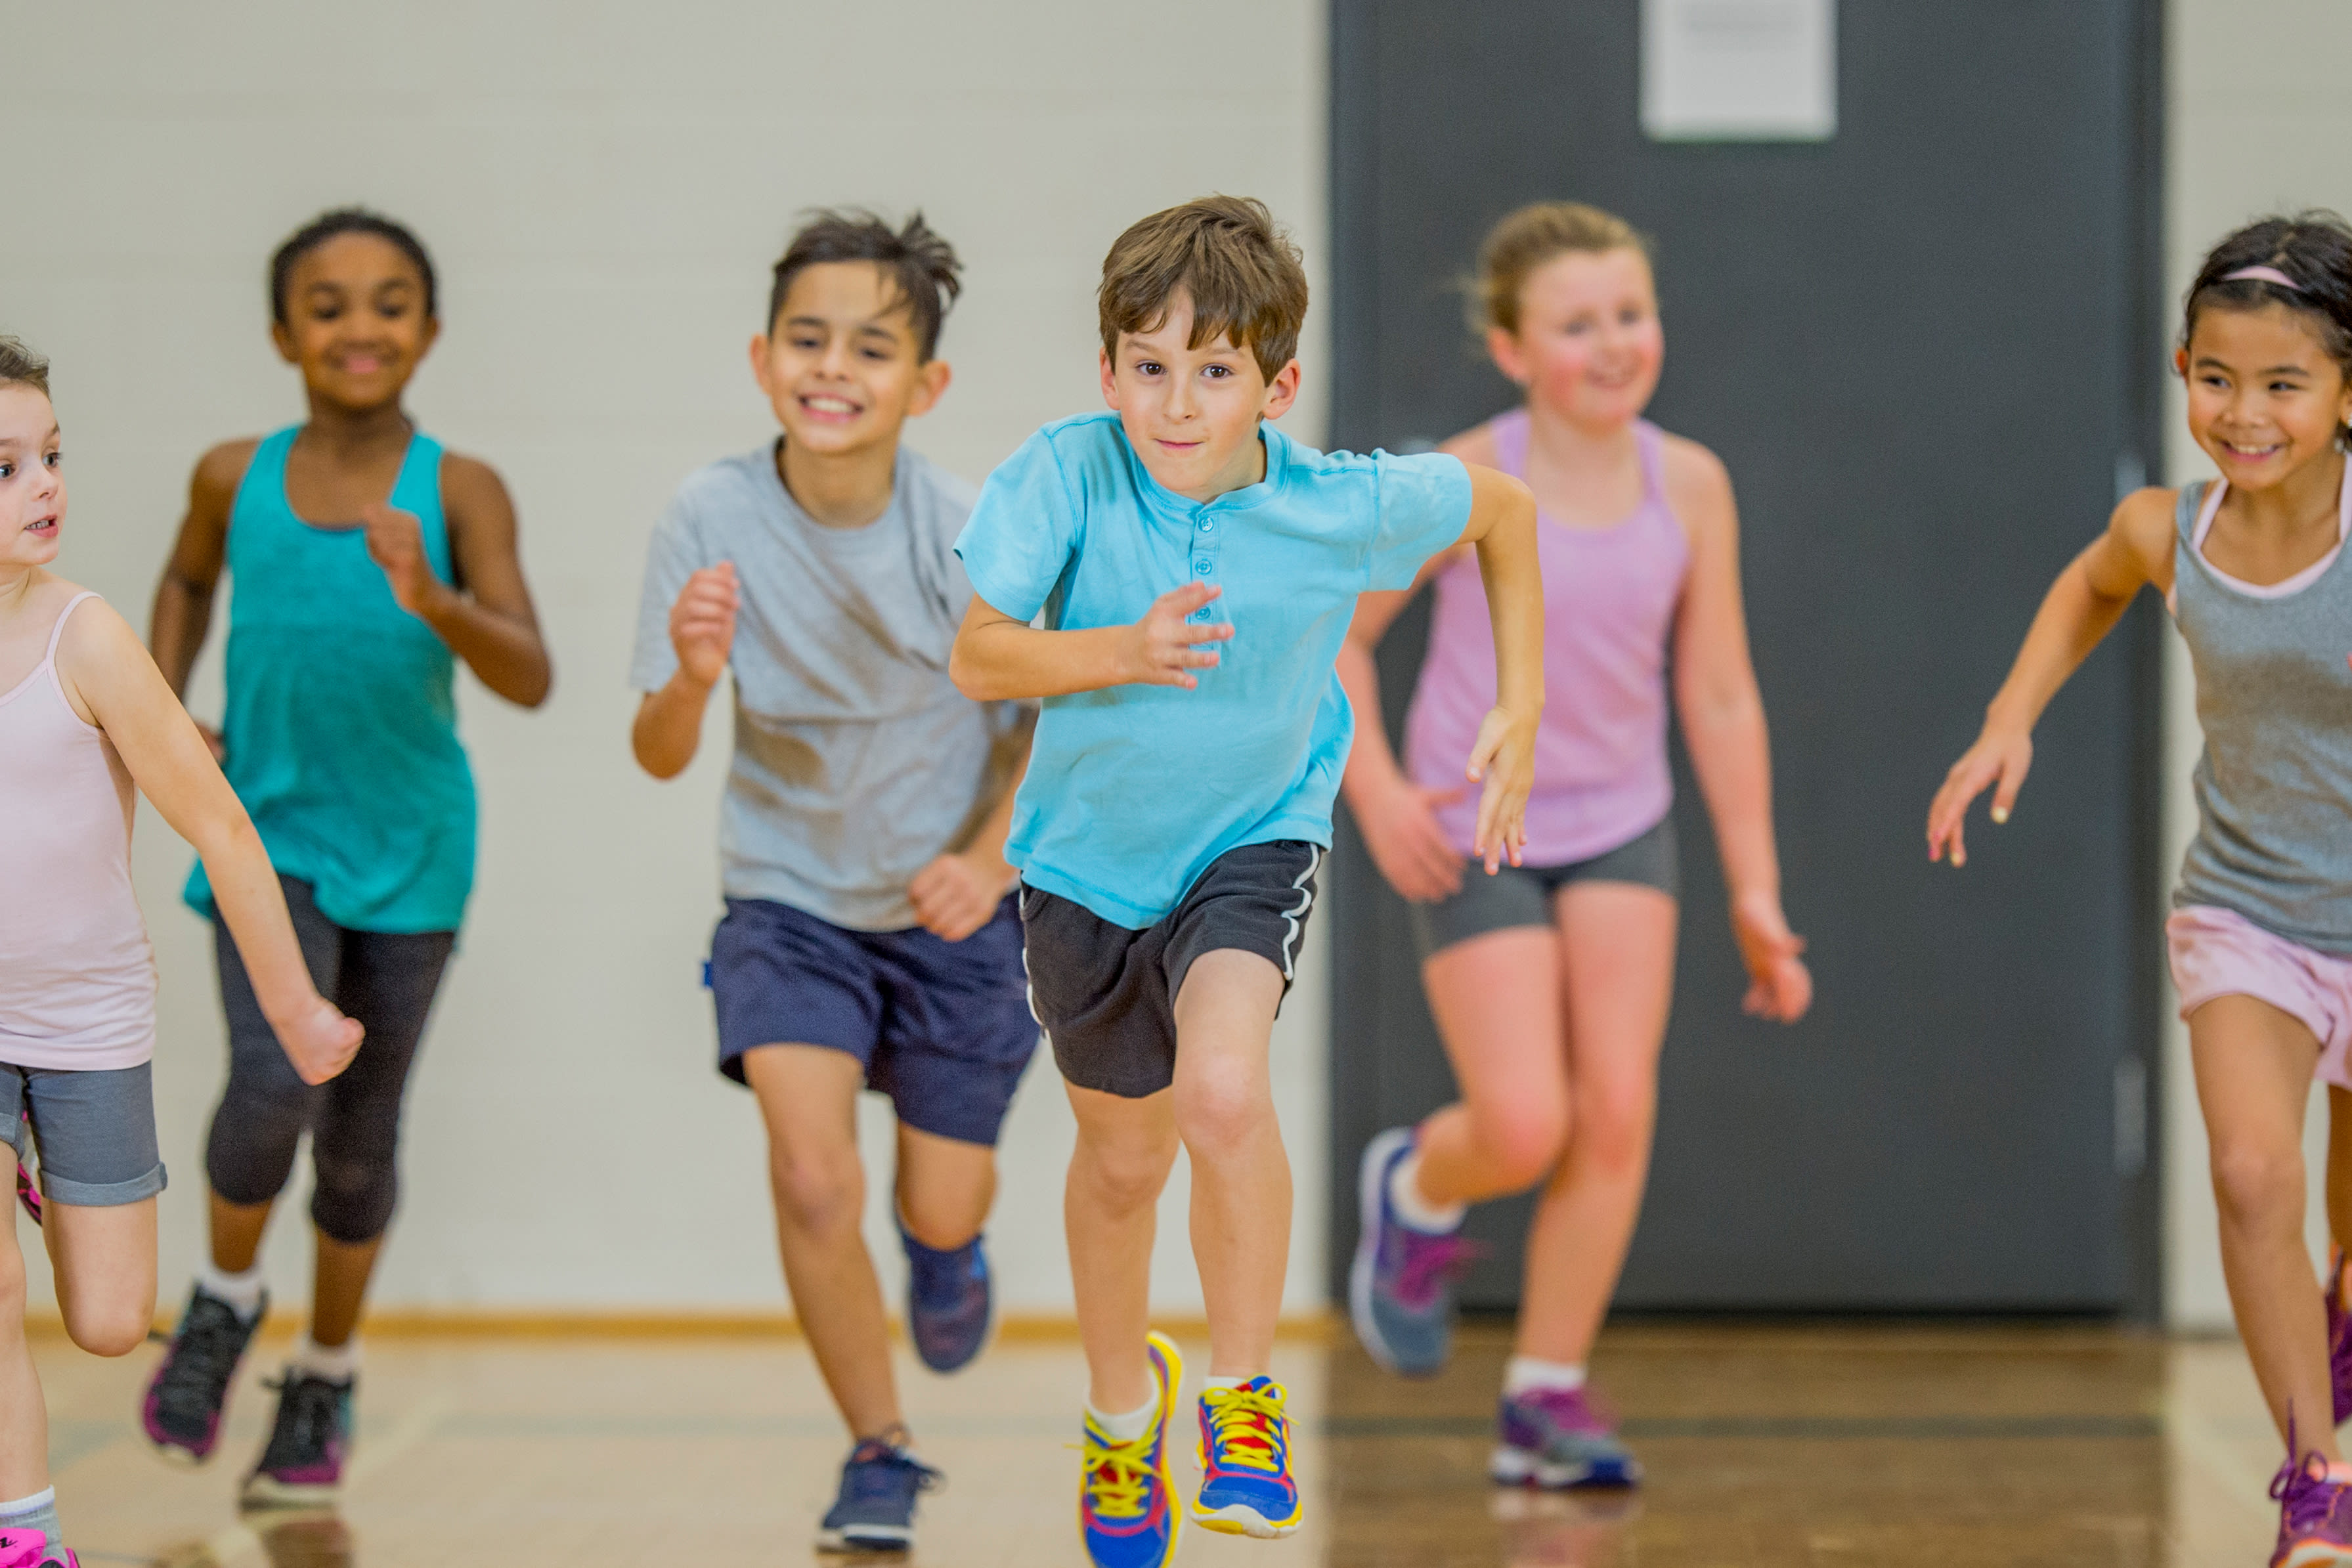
[{"left": 628, "top": 211, "right": 1035, "bottom": 1556}]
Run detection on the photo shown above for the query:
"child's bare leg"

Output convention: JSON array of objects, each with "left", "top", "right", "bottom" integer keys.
[
  {"left": 744, "top": 1045, "right": 900, "bottom": 1440},
  {"left": 2194, "top": 995, "right": 2336, "bottom": 1456},
  {"left": 895, "top": 1125, "right": 995, "bottom": 1252},
  {"left": 2328, "top": 1087, "right": 2352, "bottom": 1278},
  {"left": 1514, "top": 884, "right": 1676, "bottom": 1365},
  {"left": 47, "top": 1197, "right": 156, "bottom": 1359},
  {"left": 1064, "top": 1083, "right": 1179, "bottom": 1413},
  {"left": 1414, "top": 929, "right": 1567, "bottom": 1205},
  {"left": 0, "top": 1154, "right": 48, "bottom": 1502},
  {"left": 207, "top": 1189, "right": 273, "bottom": 1273},
  {"left": 1171, "top": 949, "right": 1290, "bottom": 1380},
  {"left": 308, "top": 1232, "right": 385, "bottom": 1349}
]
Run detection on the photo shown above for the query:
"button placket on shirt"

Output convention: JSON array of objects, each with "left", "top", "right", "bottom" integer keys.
[{"left": 1188, "top": 509, "right": 1223, "bottom": 626}]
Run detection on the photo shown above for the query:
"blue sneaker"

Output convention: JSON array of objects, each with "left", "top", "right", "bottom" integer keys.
[
  {"left": 1349, "top": 1126, "right": 1479, "bottom": 1377},
  {"left": 1193, "top": 1377, "right": 1303, "bottom": 1538},
  {"left": 1079, "top": 1331, "right": 1183, "bottom": 1568},
  {"left": 1492, "top": 1385, "right": 1642, "bottom": 1490},
  {"left": 816, "top": 1437, "right": 940, "bottom": 1553},
  {"left": 902, "top": 1227, "right": 992, "bottom": 1374}
]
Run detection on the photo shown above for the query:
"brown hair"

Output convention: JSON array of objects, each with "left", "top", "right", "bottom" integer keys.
[
  {"left": 769, "top": 209, "right": 963, "bottom": 361},
  {"left": 0, "top": 336, "right": 51, "bottom": 397},
  {"left": 1099, "top": 196, "right": 1309, "bottom": 380},
  {"left": 1473, "top": 202, "right": 1651, "bottom": 336}
]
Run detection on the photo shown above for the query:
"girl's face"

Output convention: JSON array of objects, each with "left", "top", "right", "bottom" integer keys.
[
  {"left": 1489, "top": 246, "right": 1663, "bottom": 431},
  {"left": 0, "top": 385, "right": 64, "bottom": 573},
  {"left": 2181, "top": 302, "right": 2352, "bottom": 490},
  {"left": 272, "top": 233, "right": 439, "bottom": 415}
]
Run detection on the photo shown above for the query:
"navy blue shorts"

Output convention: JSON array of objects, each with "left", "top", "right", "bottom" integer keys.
[{"left": 709, "top": 896, "right": 1039, "bottom": 1147}]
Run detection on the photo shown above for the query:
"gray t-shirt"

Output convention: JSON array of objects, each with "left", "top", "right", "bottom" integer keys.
[{"left": 631, "top": 443, "right": 1016, "bottom": 931}]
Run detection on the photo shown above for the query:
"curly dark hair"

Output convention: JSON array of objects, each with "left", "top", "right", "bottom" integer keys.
[{"left": 269, "top": 208, "right": 438, "bottom": 326}]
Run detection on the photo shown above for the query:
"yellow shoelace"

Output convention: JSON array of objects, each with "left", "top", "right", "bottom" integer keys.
[
  {"left": 1080, "top": 1427, "right": 1160, "bottom": 1521},
  {"left": 1201, "top": 1383, "right": 1288, "bottom": 1475}
]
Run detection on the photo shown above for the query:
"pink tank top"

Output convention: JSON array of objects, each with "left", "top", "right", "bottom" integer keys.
[
  {"left": 1403, "top": 412, "right": 1690, "bottom": 865},
  {"left": 0, "top": 592, "right": 157, "bottom": 1070}
]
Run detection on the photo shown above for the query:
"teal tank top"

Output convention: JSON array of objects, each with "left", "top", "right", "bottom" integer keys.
[{"left": 185, "top": 426, "right": 477, "bottom": 933}]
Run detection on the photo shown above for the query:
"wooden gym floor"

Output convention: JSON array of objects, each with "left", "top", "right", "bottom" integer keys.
[{"left": 32, "top": 1320, "right": 2290, "bottom": 1566}]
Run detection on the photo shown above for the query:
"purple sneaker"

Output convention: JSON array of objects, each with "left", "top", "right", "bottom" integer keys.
[
  {"left": 1349, "top": 1127, "right": 1481, "bottom": 1378},
  {"left": 2270, "top": 1439, "right": 2352, "bottom": 1567},
  {"left": 2328, "top": 1251, "right": 2352, "bottom": 1428},
  {"left": 143, "top": 1282, "right": 266, "bottom": 1464},
  {"left": 241, "top": 1370, "right": 353, "bottom": 1508},
  {"left": 1492, "top": 1385, "right": 1642, "bottom": 1490}
]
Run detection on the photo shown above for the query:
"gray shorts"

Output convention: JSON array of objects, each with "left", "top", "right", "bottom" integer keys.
[
  {"left": 1412, "top": 816, "right": 1680, "bottom": 958},
  {"left": 0, "top": 1060, "right": 167, "bottom": 1208}
]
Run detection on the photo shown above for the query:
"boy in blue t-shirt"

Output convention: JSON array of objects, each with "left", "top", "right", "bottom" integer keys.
[
  {"left": 951, "top": 196, "right": 1544, "bottom": 1564},
  {"left": 630, "top": 212, "right": 1036, "bottom": 1556}
]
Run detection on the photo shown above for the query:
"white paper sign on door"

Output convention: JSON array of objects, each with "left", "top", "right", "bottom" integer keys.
[{"left": 1642, "top": 0, "right": 1837, "bottom": 142}]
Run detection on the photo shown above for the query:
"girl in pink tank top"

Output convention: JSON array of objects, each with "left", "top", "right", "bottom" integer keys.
[
  {"left": 0, "top": 341, "right": 358, "bottom": 1567},
  {"left": 1336, "top": 206, "right": 1812, "bottom": 1480}
]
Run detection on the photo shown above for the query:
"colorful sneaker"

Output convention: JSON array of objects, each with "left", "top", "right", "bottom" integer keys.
[
  {"left": 816, "top": 1437, "right": 942, "bottom": 1553},
  {"left": 2271, "top": 1441, "right": 2352, "bottom": 1567},
  {"left": 1078, "top": 1330, "right": 1184, "bottom": 1568},
  {"left": 240, "top": 1371, "right": 353, "bottom": 1507},
  {"left": 1193, "top": 1377, "right": 1303, "bottom": 1538},
  {"left": 1349, "top": 1126, "right": 1479, "bottom": 1377},
  {"left": 2328, "top": 1250, "right": 2352, "bottom": 1428},
  {"left": 0, "top": 1532, "right": 45, "bottom": 1568},
  {"left": 142, "top": 1282, "right": 266, "bottom": 1463},
  {"left": 902, "top": 1226, "right": 993, "bottom": 1374},
  {"left": 1492, "top": 1385, "right": 1643, "bottom": 1489}
]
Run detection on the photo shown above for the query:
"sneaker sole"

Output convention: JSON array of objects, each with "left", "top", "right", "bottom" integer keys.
[
  {"left": 1490, "top": 1445, "right": 1642, "bottom": 1490},
  {"left": 1192, "top": 1501, "right": 1304, "bottom": 1539},
  {"left": 146, "top": 1437, "right": 215, "bottom": 1470},
  {"left": 1347, "top": 1127, "right": 1422, "bottom": 1378},
  {"left": 240, "top": 1475, "right": 341, "bottom": 1510},
  {"left": 2279, "top": 1544, "right": 2352, "bottom": 1568},
  {"left": 814, "top": 1524, "right": 914, "bottom": 1554}
]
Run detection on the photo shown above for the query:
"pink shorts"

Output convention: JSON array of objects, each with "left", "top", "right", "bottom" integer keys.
[{"left": 2168, "top": 905, "right": 2352, "bottom": 1090}]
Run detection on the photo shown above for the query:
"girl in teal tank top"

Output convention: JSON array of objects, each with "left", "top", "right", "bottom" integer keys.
[{"left": 141, "top": 209, "right": 551, "bottom": 1501}]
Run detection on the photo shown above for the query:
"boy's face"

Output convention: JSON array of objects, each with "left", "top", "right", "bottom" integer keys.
[
  {"left": 1100, "top": 290, "right": 1301, "bottom": 503},
  {"left": 0, "top": 385, "right": 64, "bottom": 572},
  {"left": 272, "top": 233, "right": 439, "bottom": 414},
  {"left": 752, "top": 262, "right": 949, "bottom": 459}
]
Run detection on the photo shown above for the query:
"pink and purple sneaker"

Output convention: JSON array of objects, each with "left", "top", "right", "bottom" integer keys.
[
  {"left": 142, "top": 1281, "right": 266, "bottom": 1464},
  {"left": 1492, "top": 1384, "right": 1642, "bottom": 1491},
  {"left": 2270, "top": 1441, "right": 2352, "bottom": 1567},
  {"left": 240, "top": 1370, "right": 353, "bottom": 1508},
  {"left": 1349, "top": 1127, "right": 1482, "bottom": 1378},
  {"left": 0, "top": 1531, "right": 47, "bottom": 1568}
]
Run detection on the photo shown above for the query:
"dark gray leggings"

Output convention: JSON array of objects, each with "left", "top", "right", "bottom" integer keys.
[{"left": 209, "top": 876, "right": 453, "bottom": 1245}]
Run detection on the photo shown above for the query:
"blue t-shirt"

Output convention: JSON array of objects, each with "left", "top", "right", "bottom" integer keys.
[{"left": 954, "top": 410, "right": 1473, "bottom": 928}]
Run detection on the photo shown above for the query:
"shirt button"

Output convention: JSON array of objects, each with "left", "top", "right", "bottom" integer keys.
[
  {"left": 1193, "top": 558, "right": 1213, "bottom": 576},
  {"left": 1198, "top": 517, "right": 1216, "bottom": 534}
]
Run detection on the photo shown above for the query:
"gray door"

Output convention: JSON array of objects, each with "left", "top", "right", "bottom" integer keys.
[{"left": 1326, "top": 0, "right": 2166, "bottom": 1313}]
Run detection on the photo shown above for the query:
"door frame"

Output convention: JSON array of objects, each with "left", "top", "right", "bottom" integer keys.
[{"left": 1323, "top": 0, "right": 2170, "bottom": 1322}]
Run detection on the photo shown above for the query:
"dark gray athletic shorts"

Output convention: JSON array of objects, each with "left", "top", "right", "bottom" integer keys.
[
  {"left": 0, "top": 1060, "right": 166, "bottom": 1207},
  {"left": 1412, "top": 816, "right": 1679, "bottom": 958},
  {"left": 1020, "top": 841, "right": 1322, "bottom": 1100}
]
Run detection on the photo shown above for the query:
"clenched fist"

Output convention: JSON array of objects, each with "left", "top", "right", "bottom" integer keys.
[{"left": 671, "top": 563, "right": 740, "bottom": 688}]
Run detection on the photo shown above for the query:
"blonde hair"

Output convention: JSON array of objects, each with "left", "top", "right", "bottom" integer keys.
[{"left": 1473, "top": 202, "right": 1651, "bottom": 336}]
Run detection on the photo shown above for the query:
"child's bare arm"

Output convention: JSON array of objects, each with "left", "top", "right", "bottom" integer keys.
[
  {"left": 949, "top": 582, "right": 1233, "bottom": 702},
  {"left": 1336, "top": 549, "right": 1470, "bottom": 903},
  {"left": 362, "top": 454, "right": 552, "bottom": 708},
  {"left": 56, "top": 603, "right": 360, "bottom": 1085},
  {"left": 1927, "top": 486, "right": 2176, "bottom": 867},
  {"left": 148, "top": 441, "right": 255, "bottom": 753},
  {"left": 909, "top": 710, "right": 1037, "bottom": 942},
  {"left": 1452, "top": 462, "right": 1545, "bottom": 871},
  {"left": 632, "top": 563, "right": 737, "bottom": 779}
]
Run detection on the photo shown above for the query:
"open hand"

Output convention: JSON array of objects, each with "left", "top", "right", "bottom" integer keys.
[
  {"left": 1732, "top": 889, "right": 1812, "bottom": 1023},
  {"left": 1927, "top": 725, "right": 2034, "bottom": 868},
  {"left": 274, "top": 995, "right": 365, "bottom": 1085},
  {"left": 1121, "top": 582, "right": 1232, "bottom": 689},
  {"left": 671, "top": 563, "right": 740, "bottom": 688},
  {"left": 1464, "top": 705, "right": 1538, "bottom": 873},
  {"left": 361, "top": 502, "right": 443, "bottom": 619},
  {"left": 909, "top": 850, "right": 1012, "bottom": 942},
  {"left": 1359, "top": 778, "right": 1466, "bottom": 903}
]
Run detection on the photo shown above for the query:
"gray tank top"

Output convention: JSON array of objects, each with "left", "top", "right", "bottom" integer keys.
[{"left": 2172, "top": 473, "right": 2352, "bottom": 953}]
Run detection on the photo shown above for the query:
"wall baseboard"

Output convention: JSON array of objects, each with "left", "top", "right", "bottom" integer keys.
[{"left": 31, "top": 1307, "right": 1338, "bottom": 1343}]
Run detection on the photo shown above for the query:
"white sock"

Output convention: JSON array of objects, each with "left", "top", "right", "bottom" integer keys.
[
  {"left": 1503, "top": 1357, "right": 1586, "bottom": 1396},
  {"left": 196, "top": 1260, "right": 265, "bottom": 1320},
  {"left": 1388, "top": 1149, "right": 1467, "bottom": 1234},
  {"left": 1202, "top": 1374, "right": 1253, "bottom": 1392},
  {"left": 1087, "top": 1395, "right": 1158, "bottom": 1443},
  {"left": 292, "top": 1334, "right": 360, "bottom": 1382},
  {"left": 0, "top": 1488, "right": 59, "bottom": 1551}
]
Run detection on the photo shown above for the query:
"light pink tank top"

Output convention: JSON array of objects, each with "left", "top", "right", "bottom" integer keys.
[
  {"left": 0, "top": 592, "right": 157, "bottom": 1070},
  {"left": 1403, "top": 412, "right": 1690, "bottom": 865}
]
